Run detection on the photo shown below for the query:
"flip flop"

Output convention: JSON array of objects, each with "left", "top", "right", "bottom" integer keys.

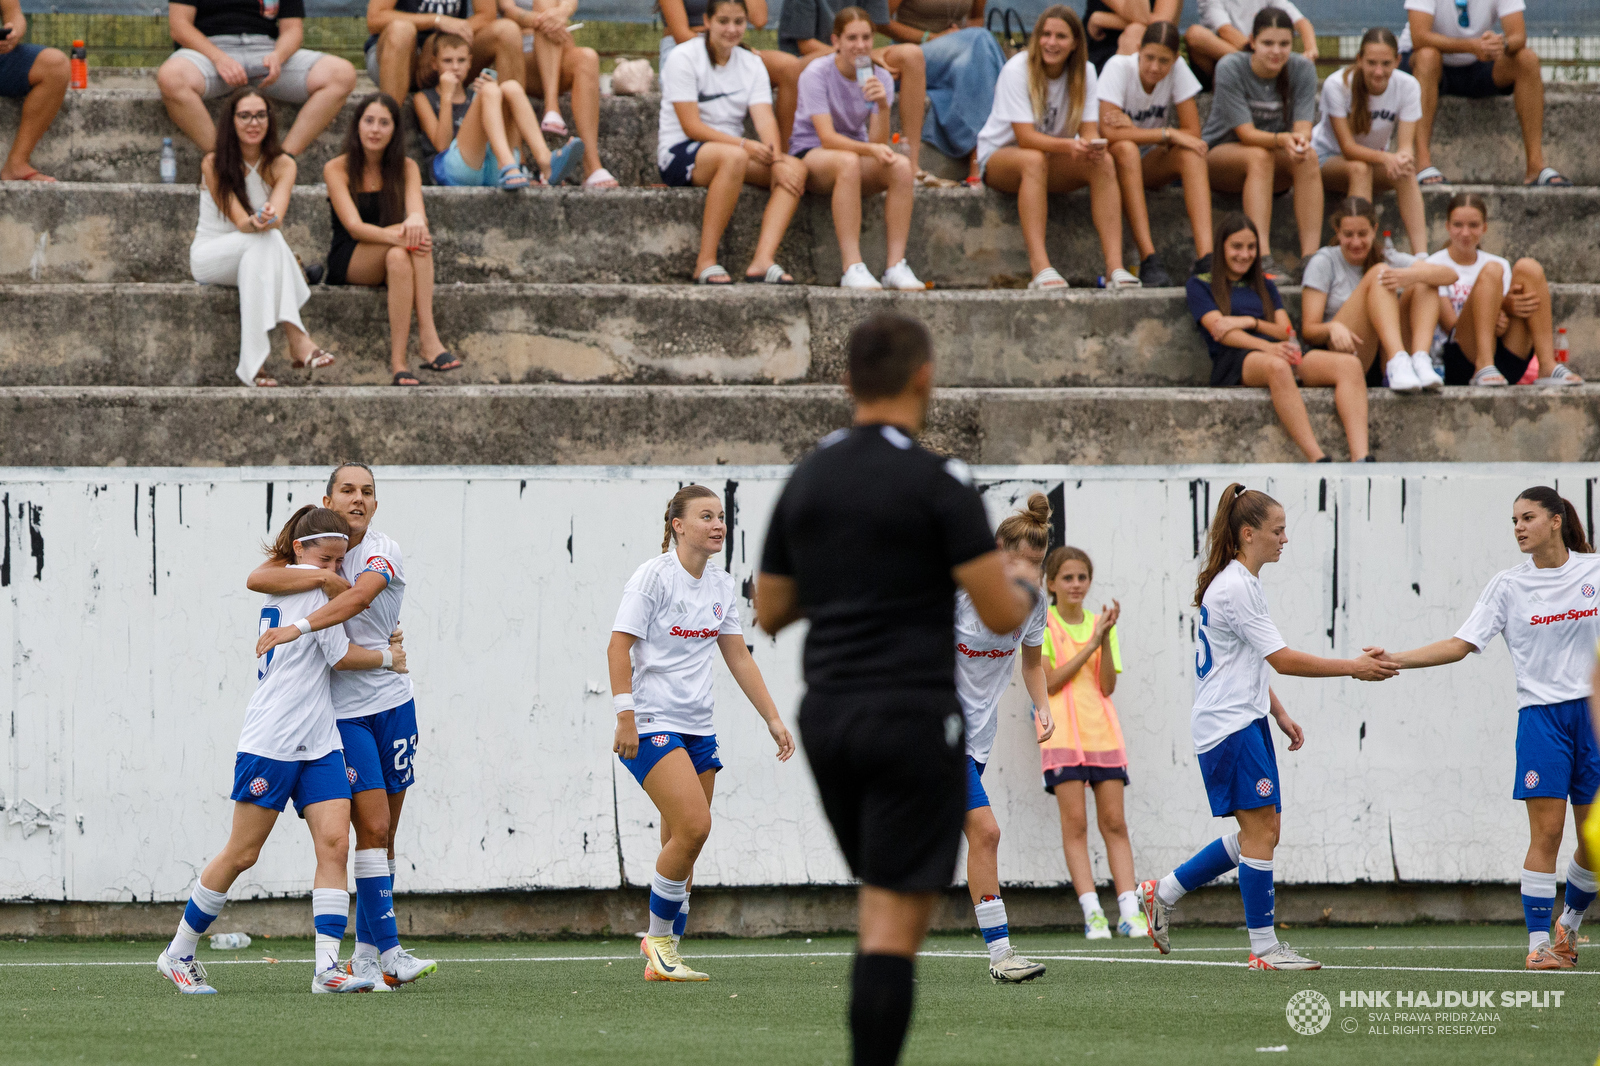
[
  {"left": 392, "top": 370, "right": 421, "bottom": 386},
  {"left": 584, "top": 167, "right": 619, "bottom": 189},
  {"left": 696, "top": 264, "right": 733, "bottom": 285},
  {"left": 1027, "top": 267, "right": 1068, "bottom": 290},
  {"left": 420, "top": 351, "right": 462, "bottom": 372},
  {"left": 252, "top": 372, "right": 278, "bottom": 387},
  {"left": 499, "top": 164, "right": 532, "bottom": 191},
  {"left": 1416, "top": 166, "right": 1446, "bottom": 186},
  {"left": 1526, "top": 167, "right": 1573, "bottom": 187},
  {"left": 292, "top": 348, "right": 335, "bottom": 370},
  {"left": 2, "top": 168, "right": 56, "bottom": 182},
  {"left": 743, "top": 264, "right": 795, "bottom": 285},
  {"left": 547, "top": 138, "right": 585, "bottom": 186},
  {"left": 541, "top": 110, "right": 569, "bottom": 136}
]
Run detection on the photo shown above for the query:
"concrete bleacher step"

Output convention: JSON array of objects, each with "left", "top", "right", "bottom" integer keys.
[
  {"left": 4, "top": 282, "right": 1596, "bottom": 388},
  {"left": 4, "top": 85, "right": 1596, "bottom": 187},
  {"left": 0, "top": 383, "right": 1595, "bottom": 467},
  {"left": 5, "top": 183, "right": 1597, "bottom": 289}
]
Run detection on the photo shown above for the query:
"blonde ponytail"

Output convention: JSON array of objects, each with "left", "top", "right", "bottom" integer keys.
[{"left": 996, "top": 491, "right": 1052, "bottom": 552}]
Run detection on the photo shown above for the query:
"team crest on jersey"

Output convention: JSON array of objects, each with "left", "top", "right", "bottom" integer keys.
[
  {"left": 346, "top": 766, "right": 358, "bottom": 784},
  {"left": 712, "top": 603, "right": 723, "bottom": 620},
  {"left": 651, "top": 734, "right": 670, "bottom": 747},
  {"left": 1525, "top": 770, "right": 1540, "bottom": 789},
  {"left": 364, "top": 556, "right": 395, "bottom": 581},
  {"left": 248, "top": 777, "right": 269, "bottom": 797},
  {"left": 1583, "top": 585, "right": 1596, "bottom": 599},
  {"left": 1255, "top": 778, "right": 1274, "bottom": 798}
]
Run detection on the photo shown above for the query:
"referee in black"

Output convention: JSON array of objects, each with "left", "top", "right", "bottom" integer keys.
[{"left": 757, "top": 312, "right": 1040, "bottom": 1066}]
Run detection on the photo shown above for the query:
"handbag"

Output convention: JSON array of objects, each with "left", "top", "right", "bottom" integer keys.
[{"left": 985, "top": 7, "right": 1029, "bottom": 58}]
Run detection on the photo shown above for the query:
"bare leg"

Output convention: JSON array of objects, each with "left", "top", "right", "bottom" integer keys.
[
  {"left": 1498, "top": 46, "right": 1546, "bottom": 180},
  {"left": 1510, "top": 257, "right": 1554, "bottom": 376},
  {"left": 983, "top": 147, "right": 1053, "bottom": 276},
  {"left": 196, "top": 802, "right": 279, "bottom": 894},
  {"left": 1323, "top": 156, "right": 1373, "bottom": 201},
  {"left": 497, "top": 79, "right": 554, "bottom": 174},
  {"left": 1403, "top": 284, "right": 1441, "bottom": 353},
  {"left": 1240, "top": 350, "right": 1325, "bottom": 461},
  {"left": 1, "top": 47, "right": 67, "bottom": 178},
  {"left": 458, "top": 81, "right": 521, "bottom": 173},
  {"left": 471, "top": 18, "right": 527, "bottom": 85},
  {"left": 562, "top": 45, "right": 603, "bottom": 177},
  {"left": 1054, "top": 783, "right": 1097, "bottom": 898},
  {"left": 860, "top": 152, "right": 916, "bottom": 266},
  {"left": 1207, "top": 143, "right": 1277, "bottom": 258},
  {"left": 758, "top": 50, "right": 807, "bottom": 152},
  {"left": 1111, "top": 140, "right": 1156, "bottom": 260},
  {"left": 688, "top": 142, "right": 748, "bottom": 276},
  {"left": 303, "top": 799, "right": 355, "bottom": 890},
  {"left": 1525, "top": 796, "right": 1567, "bottom": 875},
  {"left": 1183, "top": 24, "right": 1236, "bottom": 78},
  {"left": 530, "top": 0, "right": 564, "bottom": 106},
  {"left": 641, "top": 749, "right": 713, "bottom": 881},
  {"left": 1454, "top": 262, "right": 1506, "bottom": 372},
  {"left": 963, "top": 806, "right": 1002, "bottom": 903},
  {"left": 806, "top": 149, "right": 866, "bottom": 268},
  {"left": 1234, "top": 805, "right": 1281, "bottom": 863},
  {"left": 280, "top": 55, "right": 358, "bottom": 158},
  {"left": 1299, "top": 348, "right": 1371, "bottom": 460},
  {"left": 1091, "top": 779, "right": 1136, "bottom": 895},
  {"left": 742, "top": 156, "right": 804, "bottom": 274},
  {"left": 375, "top": 21, "right": 419, "bottom": 106},
  {"left": 875, "top": 44, "right": 925, "bottom": 172},
  {"left": 342, "top": 242, "right": 414, "bottom": 372},
  {"left": 407, "top": 247, "right": 444, "bottom": 362},
  {"left": 1409, "top": 47, "right": 1442, "bottom": 173},
  {"left": 156, "top": 54, "right": 216, "bottom": 153},
  {"left": 1278, "top": 147, "right": 1324, "bottom": 257},
  {"left": 351, "top": 788, "right": 393, "bottom": 852}
]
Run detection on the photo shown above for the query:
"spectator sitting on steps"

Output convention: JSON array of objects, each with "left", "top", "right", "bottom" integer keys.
[
  {"left": 365, "top": 0, "right": 526, "bottom": 108},
  {"left": 158, "top": 0, "right": 358, "bottom": 158},
  {"left": 0, "top": 0, "right": 68, "bottom": 182}
]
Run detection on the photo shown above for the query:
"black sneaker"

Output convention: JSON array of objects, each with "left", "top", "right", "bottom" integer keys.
[
  {"left": 1259, "top": 254, "right": 1286, "bottom": 280},
  {"left": 1138, "top": 254, "right": 1173, "bottom": 287},
  {"left": 1190, "top": 253, "right": 1211, "bottom": 277}
]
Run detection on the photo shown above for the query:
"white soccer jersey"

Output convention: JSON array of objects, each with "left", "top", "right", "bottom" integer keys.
[
  {"left": 954, "top": 588, "right": 1048, "bottom": 764},
  {"left": 1192, "top": 559, "right": 1288, "bottom": 753},
  {"left": 612, "top": 551, "right": 743, "bottom": 736},
  {"left": 331, "top": 527, "right": 415, "bottom": 719},
  {"left": 1455, "top": 552, "right": 1600, "bottom": 708},
  {"left": 239, "top": 575, "right": 350, "bottom": 762}
]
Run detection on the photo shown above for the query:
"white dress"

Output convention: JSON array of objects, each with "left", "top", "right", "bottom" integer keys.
[{"left": 189, "top": 159, "right": 311, "bottom": 386}]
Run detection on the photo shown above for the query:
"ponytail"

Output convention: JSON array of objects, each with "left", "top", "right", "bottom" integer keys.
[
  {"left": 1516, "top": 486, "right": 1593, "bottom": 554},
  {"left": 264, "top": 505, "right": 351, "bottom": 564},
  {"left": 1194, "top": 483, "right": 1280, "bottom": 606},
  {"left": 662, "top": 485, "right": 719, "bottom": 552},
  {"left": 996, "top": 492, "right": 1052, "bottom": 553},
  {"left": 1248, "top": 7, "right": 1296, "bottom": 131},
  {"left": 1347, "top": 27, "right": 1399, "bottom": 139}
]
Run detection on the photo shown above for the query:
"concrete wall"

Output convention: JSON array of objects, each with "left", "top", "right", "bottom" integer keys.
[{"left": 2, "top": 464, "right": 1593, "bottom": 907}]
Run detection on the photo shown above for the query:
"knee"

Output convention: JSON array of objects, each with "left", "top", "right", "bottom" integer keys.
[
  {"left": 156, "top": 56, "right": 196, "bottom": 97},
  {"left": 1020, "top": 148, "right": 1047, "bottom": 176},
  {"left": 1411, "top": 47, "right": 1441, "bottom": 77},
  {"left": 775, "top": 156, "right": 805, "bottom": 186},
  {"left": 1478, "top": 261, "right": 1505, "bottom": 287},
  {"left": 1348, "top": 159, "right": 1372, "bottom": 182},
  {"left": 34, "top": 47, "right": 69, "bottom": 86},
  {"left": 316, "top": 831, "right": 351, "bottom": 865},
  {"left": 1245, "top": 146, "right": 1274, "bottom": 174},
  {"left": 889, "top": 43, "right": 924, "bottom": 76},
  {"left": 890, "top": 152, "right": 913, "bottom": 184},
  {"left": 972, "top": 819, "right": 1002, "bottom": 855},
  {"left": 1515, "top": 46, "right": 1541, "bottom": 75},
  {"left": 1097, "top": 810, "right": 1128, "bottom": 838},
  {"left": 479, "top": 78, "right": 504, "bottom": 101},
  {"left": 323, "top": 56, "right": 358, "bottom": 93},
  {"left": 680, "top": 814, "right": 712, "bottom": 853},
  {"left": 1183, "top": 25, "right": 1206, "bottom": 47},
  {"left": 575, "top": 46, "right": 599, "bottom": 75},
  {"left": 385, "top": 245, "right": 413, "bottom": 274},
  {"left": 1514, "top": 257, "right": 1545, "bottom": 281},
  {"left": 1264, "top": 358, "right": 1296, "bottom": 386},
  {"left": 228, "top": 844, "right": 263, "bottom": 874},
  {"left": 382, "top": 20, "right": 418, "bottom": 49},
  {"left": 1110, "top": 139, "right": 1139, "bottom": 167},
  {"left": 491, "top": 17, "right": 523, "bottom": 47}
]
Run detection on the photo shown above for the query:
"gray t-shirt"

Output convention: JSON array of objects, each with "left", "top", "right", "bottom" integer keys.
[
  {"left": 1302, "top": 244, "right": 1410, "bottom": 316},
  {"left": 1201, "top": 51, "right": 1318, "bottom": 146},
  {"left": 778, "top": 0, "right": 890, "bottom": 55}
]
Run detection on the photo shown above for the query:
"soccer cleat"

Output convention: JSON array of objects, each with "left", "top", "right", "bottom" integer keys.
[
  {"left": 1248, "top": 942, "right": 1322, "bottom": 971},
  {"left": 640, "top": 934, "right": 709, "bottom": 981},
  {"left": 1526, "top": 942, "right": 1573, "bottom": 970},
  {"left": 1118, "top": 911, "right": 1149, "bottom": 938},
  {"left": 1083, "top": 910, "right": 1112, "bottom": 939},
  {"left": 1138, "top": 879, "right": 1171, "bottom": 955},
  {"left": 383, "top": 946, "right": 437, "bottom": 987},
  {"left": 1550, "top": 923, "right": 1579, "bottom": 967},
  {"left": 312, "top": 965, "right": 375, "bottom": 993},
  {"left": 346, "top": 954, "right": 391, "bottom": 991},
  {"left": 989, "top": 948, "right": 1046, "bottom": 983},
  {"left": 157, "top": 951, "right": 218, "bottom": 994}
]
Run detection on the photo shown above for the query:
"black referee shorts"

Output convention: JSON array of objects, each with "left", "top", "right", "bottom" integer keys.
[{"left": 798, "top": 689, "right": 966, "bottom": 894}]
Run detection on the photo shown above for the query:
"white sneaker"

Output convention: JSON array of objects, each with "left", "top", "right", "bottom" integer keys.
[
  {"left": 881, "top": 259, "right": 924, "bottom": 291},
  {"left": 384, "top": 945, "right": 437, "bottom": 987},
  {"left": 347, "top": 953, "right": 391, "bottom": 992},
  {"left": 1536, "top": 363, "right": 1584, "bottom": 386},
  {"left": 1138, "top": 879, "right": 1171, "bottom": 955},
  {"left": 157, "top": 950, "right": 218, "bottom": 994},
  {"left": 1385, "top": 352, "right": 1422, "bottom": 393},
  {"left": 840, "top": 262, "right": 883, "bottom": 290},
  {"left": 1118, "top": 911, "right": 1149, "bottom": 938},
  {"left": 1107, "top": 267, "right": 1142, "bottom": 289},
  {"left": 1084, "top": 910, "right": 1112, "bottom": 939},
  {"left": 989, "top": 947, "right": 1047, "bottom": 983},
  {"left": 311, "top": 965, "right": 375, "bottom": 993},
  {"left": 1410, "top": 351, "right": 1444, "bottom": 391},
  {"left": 1248, "top": 941, "right": 1322, "bottom": 971}
]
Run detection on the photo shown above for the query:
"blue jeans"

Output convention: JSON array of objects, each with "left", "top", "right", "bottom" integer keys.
[{"left": 920, "top": 27, "right": 1005, "bottom": 159}]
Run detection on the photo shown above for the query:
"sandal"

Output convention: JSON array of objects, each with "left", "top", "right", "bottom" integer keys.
[
  {"left": 1526, "top": 167, "right": 1574, "bottom": 187},
  {"left": 392, "top": 370, "right": 421, "bottom": 386},
  {"left": 1027, "top": 267, "right": 1069, "bottom": 290},
  {"left": 2, "top": 167, "right": 56, "bottom": 182},
  {"left": 499, "top": 164, "right": 532, "bottom": 191},
  {"left": 547, "top": 139, "right": 585, "bottom": 186},
  {"left": 743, "top": 264, "right": 795, "bottom": 285},
  {"left": 541, "top": 110, "right": 569, "bottom": 136},
  {"left": 914, "top": 169, "right": 960, "bottom": 188},
  {"left": 420, "top": 351, "right": 462, "bottom": 372},
  {"left": 696, "top": 264, "right": 733, "bottom": 285},
  {"left": 292, "top": 348, "right": 335, "bottom": 370},
  {"left": 584, "top": 167, "right": 619, "bottom": 189},
  {"left": 252, "top": 372, "right": 278, "bottom": 387},
  {"left": 1416, "top": 166, "right": 1447, "bottom": 186},
  {"left": 1470, "top": 366, "right": 1508, "bottom": 386}
]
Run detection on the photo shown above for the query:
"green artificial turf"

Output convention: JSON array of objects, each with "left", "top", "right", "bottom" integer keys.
[{"left": 1, "top": 926, "right": 1595, "bottom": 1065}]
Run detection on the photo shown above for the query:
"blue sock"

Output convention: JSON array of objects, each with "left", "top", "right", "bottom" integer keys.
[
  {"left": 354, "top": 891, "right": 373, "bottom": 950},
  {"left": 1562, "top": 859, "right": 1598, "bottom": 925},
  {"left": 1174, "top": 833, "right": 1241, "bottom": 892},
  {"left": 673, "top": 896, "right": 690, "bottom": 939},
  {"left": 649, "top": 873, "right": 689, "bottom": 938},
  {"left": 354, "top": 849, "right": 400, "bottom": 953},
  {"left": 1522, "top": 868, "right": 1557, "bottom": 944},
  {"left": 1238, "top": 857, "right": 1276, "bottom": 952},
  {"left": 168, "top": 882, "right": 228, "bottom": 959}
]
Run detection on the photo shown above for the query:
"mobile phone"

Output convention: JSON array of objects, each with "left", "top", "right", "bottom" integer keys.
[
  {"left": 481, "top": 67, "right": 497, "bottom": 80},
  {"left": 0, "top": 27, "right": 12, "bottom": 39},
  {"left": 1089, "top": 138, "right": 1108, "bottom": 148}
]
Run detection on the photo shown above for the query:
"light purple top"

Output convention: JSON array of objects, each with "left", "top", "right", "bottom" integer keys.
[{"left": 788, "top": 54, "right": 895, "bottom": 155}]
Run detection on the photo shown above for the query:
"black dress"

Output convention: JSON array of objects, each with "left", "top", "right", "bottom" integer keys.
[
  {"left": 326, "top": 190, "right": 383, "bottom": 287},
  {"left": 1083, "top": 0, "right": 1119, "bottom": 72}
]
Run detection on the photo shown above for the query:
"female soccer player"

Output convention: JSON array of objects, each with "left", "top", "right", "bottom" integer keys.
[
  {"left": 609, "top": 485, "right": 794, "bottom": 981},
  {"left": 1138, "top": 484, "right": 1396, "bottom": 970},
  {"left": 953, "top": 494, "right": 1055, "bottom": 982},
  {"left": 157, "top": 506, "right": 406, "bottom": 995},
  {"left": 1041, "top": 546, "right": 1142, "bottom": 939},
  {"left": 1384, "top": 487, "right": 1600, "bottom": 969},
  {"left": 254, "top": 462, "right": 435, "bottom": 990}
]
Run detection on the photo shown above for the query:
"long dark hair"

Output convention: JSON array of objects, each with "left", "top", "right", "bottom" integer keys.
[
  {"left": 1328, "top": 197, "right": 1383, "bottom": 271},
  {"left": 1248, "top": 6, "right": 1297, "bottom": 132},
  {"left": 210, "top": 87, "right": 282, "bottom": 216},
  {"left": 1348, "top": 27, "right": 1399, "bottom": 138},
  {"left": 1196, "top": 484, "right": 1280, "bottom": 606},
  {"left": 1209, "top": 212, "right": 1271, "bottom": 315},
  {"left": 340, "top": 92, "right": 407, "bottom": 227},
  {"left": 1140, "top": 19, "right": 1181, "bottom": 53},
  {"left": 1447, "top": 190, "right": 1489, "bottom": 225},
  {"left": 264, "top": 505, "right": 352, "bottom": 564},
  {"left": 1516, "top": 487, "right": 1593, "bottom": 553}
]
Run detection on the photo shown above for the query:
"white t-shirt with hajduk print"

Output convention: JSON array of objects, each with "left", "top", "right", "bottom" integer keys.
[
  {"left": 976, "top": 51, "right": 1100, "bottom": 169},
  {"left": 612, "top": 549, "right": 743, "bottom": 736},
  {"left": 1094, "top": 53, "right": 1201, "bottom": 132},
  {"left": 953, "top": 588, "right": 1049, "bottom": 764},
  {"left": 1310, "top": 67, "right": 1423, "bottom": 158},
  {"left": 1191, "top": 559, "right": 1289, "bottom": 754},
  {"left": 1454, "top": 552, "right": 1600, "bottom": 709}
]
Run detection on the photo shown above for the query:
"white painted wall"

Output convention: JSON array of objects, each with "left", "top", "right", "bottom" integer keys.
[{"left": 0, "top": 464, "right": 1594, "bottom": 902}]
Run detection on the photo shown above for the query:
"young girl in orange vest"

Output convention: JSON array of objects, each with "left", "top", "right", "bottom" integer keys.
[{"left": 1041, "top": 546, "right": 1145, "bottom": 939}]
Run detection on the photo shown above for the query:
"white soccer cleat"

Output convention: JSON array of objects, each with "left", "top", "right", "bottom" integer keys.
[
  {"left": 1138, "top": 879, "right": 1171, "bottom": 955},
  {"left": 1083, "top": 910, "right": 1112, "bottom": 940},
  {"left": 383, "top": 946, "right": 437, "bottom": 987},
  {"left": 1248, "top": 941, "right": 1322, "bottom": 971},
  {"left": 1118, "top": 911, "right": 1149, "bottom": 938},
  {"left": 840, "top": 262, "right": 884, "bottom": 290},
  {"left": 346, "top": 954, "right": 391, "bottom": 992},
  {"left": 1410, "top": 351, "right": 1444, "bottom": 391},
  {"left": 1385, "top": 353, "right": 1422, "bottom": 393},
  {"left": 640, "top": 933, "right": 709, "bottom": 981},
  {"left": 989, "top": 947, "right": 1046, "bottom": 983},
  {"left": 881, "top": 259, "right": 925, "bottom": 291},
  {"left": 157, "top": 950, "right": 218, "bottom": 994},
  {"left": 312, "top": 965, "right": 375, "bottom": 993}
]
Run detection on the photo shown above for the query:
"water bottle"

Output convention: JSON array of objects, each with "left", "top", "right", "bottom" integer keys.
[
  {"left": 1285, "top": 325, "right": 1303, "bottom": 365},
  {"left": 1381, "top": 229, "right": 1414, "bottom": 267},
  {"left": 209, "top": 932, "right": 251, "bottom": 950},
  {"left": 854, "top": 54, "right": 873, "bottom": 88},
  {"left": 70, "top": 41, "right": 87, "bottom": 90},
  {"left": 1556, "top": 327, "right": 1568, "bottom": 364},
  {"left": 160, "top": 138, "right": 177, "bottom": 184},
  {"left": 1382, "top": 230, "right": 1395, "bottom": 257}
]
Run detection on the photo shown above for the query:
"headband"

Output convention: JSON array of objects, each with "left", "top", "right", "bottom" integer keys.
[{"left": 296, "top": 532, "right": 348, "bottom": 543}]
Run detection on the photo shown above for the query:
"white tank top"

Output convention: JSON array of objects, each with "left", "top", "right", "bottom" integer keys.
[{"left": 196, "top": 159, "right": 269, "bottom": 238}]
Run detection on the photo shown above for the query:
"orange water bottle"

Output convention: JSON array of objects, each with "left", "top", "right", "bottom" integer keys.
[
  {"left": 70, "top": 41, "right": 87, "bottom": 89},
  {"left": 1556, "top": 327, "right": 1568, "bottom": 364}
]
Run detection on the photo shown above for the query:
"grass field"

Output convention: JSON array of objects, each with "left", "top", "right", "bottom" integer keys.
[{"left": 2, "top": 926, "right": 1596, "bottom": 1066}]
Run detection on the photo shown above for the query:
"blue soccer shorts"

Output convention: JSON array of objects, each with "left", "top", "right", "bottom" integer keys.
[
  {"left": 337, "top": 699, "right": 419, "bottom": 795},
  {"left": 1198, "top": 715, "right": 1281, "bottom": 818},
  {"left": 231, "top": 750, "right": 350, "bottom": 814},
  {"left": 620, "top": 731, "right": 721, "bottom": 786},
  {"left": 965, "top": 755, "right": 991, "bottom": 811},
  {"left": 1514, "top": 698, "right": 1600, "bottom": 805}
]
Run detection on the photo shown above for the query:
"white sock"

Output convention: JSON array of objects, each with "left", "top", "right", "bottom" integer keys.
[
  {"left": 974, "top": 897, "right": 1010, "bottom": 963},
  {"left": 1078, "top": 891, "right": 1102, "bottom": 921},
  {"left": 315, "top": 933, "right": 343, "bottom": 972},
  {"left": 380, "top": 945, "right": 401, "bottom": 969},
  {"left": 1156, "top": 873, "right": 1186, "bottom": 907},
  {"left": 1248, "top": 926, "right": 1278, "bottom": 955},
  {"left": 311, "top": 887, "right": 349, "bottom": 972},
  {"left": 388, "top": 857, "right": 397, "bottom": 884},
  {"left": 354, "top": 941, "right": 379, "bottom": 961},
  {"left": 1530, "top": 930, "right": 1551, "bottom": 951},
  {"left": 1116, "top": 890, "right": 1140, "bottom": 920},
  {"left": 648, "top": 872, "right": 689, "bottom": 938},
  {"left": 1560, "top": 858, "right": 1598, "bottom": 932},
  {"left": 167, "top": 882, "right": 229, "bottom": 960}
]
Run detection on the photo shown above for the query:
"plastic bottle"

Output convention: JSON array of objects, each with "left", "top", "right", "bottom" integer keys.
[
  {"left": 160, "top": 138, "right": 177, "bottom": 184},
  {"left": 70, "top": 41, "right": 87, "bottom": 90},
  {"left": 209, "top": 932, "right": 251, "bottom": 950},
  {"left": 1381, "top": 229, "right": 1415, "bottom": 267},
  {"left": 1382, "top": 230, "right": 1395, "bottom": 257},
  {"left": 1556, "top": 327, "right": 1568, "bottom": 364},
  {"left": 1285, "top": 325, "right": 1303, "bottom": 365}
]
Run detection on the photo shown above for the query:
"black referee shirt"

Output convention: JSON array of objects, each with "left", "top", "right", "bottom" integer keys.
[{"left": 760, "top": 423, "right": 996, "bottom": 695}]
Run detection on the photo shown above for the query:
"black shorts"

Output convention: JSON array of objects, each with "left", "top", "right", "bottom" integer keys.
[
  {"left": 799, "top": 689, "right": 966, "bottom": 893},
  {"left": 1400, "top": 52, "right": 1513, "bottom": 99},
  {"left": 1043, "top": 764, "right": 1130, "bottom": 793},
  {"left": 1441, "top": 338, "right": 1531, "bottom": 385}
]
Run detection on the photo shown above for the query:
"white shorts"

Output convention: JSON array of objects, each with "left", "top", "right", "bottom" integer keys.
[{"left": 172, "top": 34, "right": 330, "bottom": 103}]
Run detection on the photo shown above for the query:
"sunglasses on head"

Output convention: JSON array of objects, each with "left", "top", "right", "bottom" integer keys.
[{"left": 1455, "top": 0, "right": 1470, "bottom": 28}]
